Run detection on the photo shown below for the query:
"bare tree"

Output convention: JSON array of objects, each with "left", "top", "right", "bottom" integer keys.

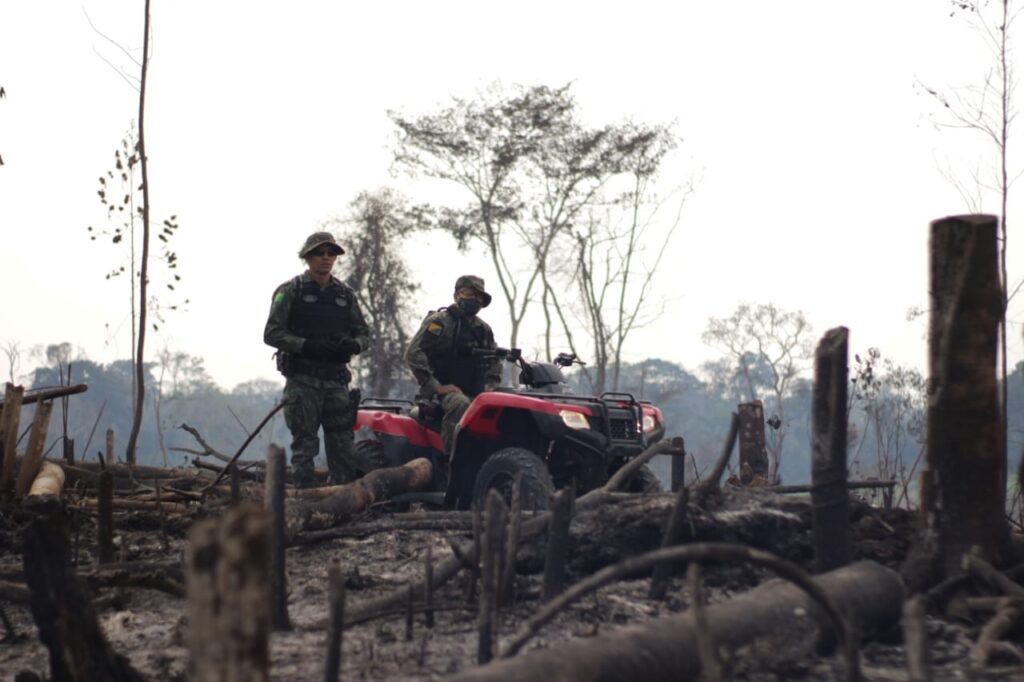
[
  {"left": 324, "top": 189, "right": 423, "bottom": 397},
  {"left": 391, "top": 84, "right": 572, "bottom": 351},
  {"left": 85, "top": 1, "right": 184, "bottom": 466},
  {"left": 391, "top": 84, "right": 679, "bottom": 373},
  {"left": 922, "top": 0, "right": 1022, "bottom": 440},
  {"left": 702, "top": 303, "right": 814, "bottom": 480},
  {"left": 2, "top": 340, "right": 21, "bottom": 385},
  {"left": 554, "top": 143, "right": 691, "bottom": 393},
  {"left": 848, "top": 348, "right": 929, "bottom": 509}
]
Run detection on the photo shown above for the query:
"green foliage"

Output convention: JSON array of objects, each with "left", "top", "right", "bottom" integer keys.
[
  {"left": 390, "top": 82, "right": 680, "bottom": 375},
  {"left": 86, "top": 125, "right": 187, "bottom": 332}
]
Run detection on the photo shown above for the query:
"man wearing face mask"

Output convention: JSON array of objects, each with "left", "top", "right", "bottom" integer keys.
[{"left": 405, "top": 275, "right": 503, "bottom": 456}]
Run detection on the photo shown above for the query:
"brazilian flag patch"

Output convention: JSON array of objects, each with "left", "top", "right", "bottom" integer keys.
[
  {"left": 427, "top": 321, "right": 443, "bottom": 335},
  {"left": 273, "top": 291, "right": 286, "bottom": 305}
]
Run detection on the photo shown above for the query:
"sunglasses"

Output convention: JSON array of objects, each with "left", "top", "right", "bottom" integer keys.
[{"left": 309, "top": 249, "right": 338, "bottom": 258}]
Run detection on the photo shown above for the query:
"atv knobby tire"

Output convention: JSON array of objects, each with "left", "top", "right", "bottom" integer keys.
[
  {"left": 472, "top": 447, "right": 555, "bottom": 511},
  {"left": 623, "top": 463, "right": 663, "bottom": 494}
]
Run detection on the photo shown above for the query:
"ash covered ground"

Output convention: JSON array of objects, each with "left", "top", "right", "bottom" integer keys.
[{"left": 0, "top": 490, "right": 1020, "bottom": 681}]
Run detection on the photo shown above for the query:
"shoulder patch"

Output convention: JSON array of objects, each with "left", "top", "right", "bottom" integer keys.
[
  {"left": 273, "top": 291, "right": 286, "bottom": 305},
  {"left": 427, "top": 321, "right": 444, "bottom": 335}
]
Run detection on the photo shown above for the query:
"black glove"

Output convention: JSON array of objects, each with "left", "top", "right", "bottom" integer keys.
[
  {"left": 337, "top": 338, "right": 362, "bottom": 356},
  {"left": 303, "top": 338, "right": 334, "bottom": 360}
]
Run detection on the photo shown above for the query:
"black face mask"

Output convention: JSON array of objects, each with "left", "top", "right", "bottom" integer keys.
[{"left": 457, "top": 298, "right": 482, "bottom": 317}]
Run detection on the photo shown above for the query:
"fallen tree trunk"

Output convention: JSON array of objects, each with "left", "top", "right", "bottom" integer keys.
[
  {"left": 64, "top": 459, "right": 202, "bottom": 480},
  {"left": 284, "top": 458, "right": 433, "bottom": 540},
  {"left": 557, "top": 490, "right": 810, "bottom": 575},
  {"left": 2, "top": 383, "right": 88, "bottom": 407},
  {"left": 453, "top": 560, "right": 903, "bottom": 682},
  {"left": 72, "top": 497, "right": 191, "bottom": 514}
]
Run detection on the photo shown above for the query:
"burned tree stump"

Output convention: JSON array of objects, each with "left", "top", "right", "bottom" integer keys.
[
  {"left": 921, "top": 214, "right": 1012, "bottom": 579},
  {"left": 478, "top": 490, "right": 507, "bottom": 665},
  {"left": 737, "top": 400, "right": 770, "bottom": 482},
  {"left": 0, "top": 383, "right": 25, "bottom": 496},
  {"left": 186, "top": 504, "right": 271, "bottom": 682},
  {"left": 97, "top": 470, "right": 115, "bottom": 564},
  {"left": 265, "top": 444, "right": 290, "bottom": 631},
  {"left": 22, "top": 510, "right": 144, "bottom": 682},
  {"left": 811, "top": 326, "right": 852, "bottom": 572}
]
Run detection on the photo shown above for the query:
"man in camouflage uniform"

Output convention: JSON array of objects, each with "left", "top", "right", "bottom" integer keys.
[
  {"left": 405, "top": 275, "right": 503, "bottom": 457},
  {"left": 264, "top": 231, "right": 370, "bottom": 488}
]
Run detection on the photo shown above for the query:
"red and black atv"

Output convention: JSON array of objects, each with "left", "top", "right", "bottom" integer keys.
[{"left": 353, "top": 348, "right": 666, "bottom": 509}]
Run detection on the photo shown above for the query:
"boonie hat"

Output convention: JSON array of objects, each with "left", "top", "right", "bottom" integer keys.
[
  {"left": 454, "top": 275, "right": 492, "bottom": 308},
  {"left": 299, "top": 231, "right": 345, "bottom": 257}
]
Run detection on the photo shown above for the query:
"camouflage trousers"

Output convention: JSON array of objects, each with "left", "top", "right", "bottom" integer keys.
[
  {"left": 283, "top": 373, "right": 358, "bottom": 488},
  {"left": 440, "top": 392, "right": 472, "bottom": 457}
]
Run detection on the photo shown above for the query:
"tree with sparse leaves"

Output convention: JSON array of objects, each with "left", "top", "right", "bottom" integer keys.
[
  {"left": 390, "top": 83, "right": 681, "bottom": 377},
  {"left": 322, "top": 189, "right": 423, "bottom": 397},
  {"left": 702, "top": 303, "right": 814, "bottom": 481},
  {"left": 84, "top": 0, "right": 180, "bottom": 466}
]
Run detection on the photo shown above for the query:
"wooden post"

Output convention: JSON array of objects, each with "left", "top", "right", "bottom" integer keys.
[
  {"left": 0, "top": 383, "right": 25, "bottom": 495},
  {"left": 98, "top": 470, "right": 115, "bottom": 564},
  {"left": 924, "top": 214, "right": 1012, "bottom": 576},
  {"left": 464, "top": 502, "right": 482, "bottom": 604},
  {"left": 649, "top": 486, "right": 691, "bottom": 600},
  {"left": 500, "top": 474, "right": 522, "bottom": 606},
  {"left": 405, "top": 584, "right": 415, "bottom": 642},
  {"left": 811, "top": 327, "right": 852, "bottom": 572},
  {"left": 63, "top": 436, "right": 75, "bottom": 465},
  {"left": 154, "top": 477, "right": 169, "bottom": 552},
  {"left": 670, "top": 451, "right": 685, "bottom": 493},
  {"left": 14, "top": 401, "right": 54, "bottom": 498},
  {"left": 424, "top": 545, "right": 435, "bottom": 628},
  {"left": 736, "top": 400, "right": 770, "bottom": 483},
  {"left": 324, "top": 561, "right": 346, "bottom": 682},
  {"left": 265, "top": 444, "right": 291, "bottom": 631},
  {"left": 477, "top": 490, "right": 507, "bottom": 665},
  {"left": 903, "top": 596, "right": 931, "bottom": 682},
  {"left": 186, "top": 504, "right": 271, "bottom": 682},
  {"left": 22, "top": 511, "right": 144, "bottom": 681},
  {"left": 230, "top": 464, "right": 241, "bottom": 506},
  {"left": 542, "top": 489, "right": 574, "bottom": 602},
  {"left": 105, "top": 428, "right": 115, "bottom": 466}
]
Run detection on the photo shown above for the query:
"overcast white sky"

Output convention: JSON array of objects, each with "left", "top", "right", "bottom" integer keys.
[{"left": 1, "top": 1, "right": 1022, "bottom": 390}]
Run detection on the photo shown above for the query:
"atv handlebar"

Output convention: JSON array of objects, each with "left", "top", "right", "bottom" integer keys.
[
  {"left": 468, "top": 346, "right": 586, "bottom": 368},
  {"left": 467, "top": 346, "right": 523, "bottom": 362}
]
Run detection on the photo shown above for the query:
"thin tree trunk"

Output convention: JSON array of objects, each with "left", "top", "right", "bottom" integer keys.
[{"left": 125, "top": 0, "right": 152, "bottom": 469}]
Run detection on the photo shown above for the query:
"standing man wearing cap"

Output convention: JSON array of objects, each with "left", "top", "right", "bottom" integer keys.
[
  {"left": 405, "top": 275, "right": 503, "bottom": 457},
  {"left": 264, "top": 231, "right": 370, "bottom": 488}
]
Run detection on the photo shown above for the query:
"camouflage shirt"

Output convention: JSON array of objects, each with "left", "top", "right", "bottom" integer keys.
[
  {"left": 405, "top": 306, "right": 502, "bottom": 396},
  {"left": 263, "top": 272, "right": 370, "bottom": 355}
]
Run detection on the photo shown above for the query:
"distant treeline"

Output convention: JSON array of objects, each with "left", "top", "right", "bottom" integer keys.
[{"left": 21, "top": 351, "right": 1024, "bottom": 491}]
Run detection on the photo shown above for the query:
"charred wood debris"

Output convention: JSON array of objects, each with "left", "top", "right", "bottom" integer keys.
[{"left": 1, "top": 216, "right": 1023, "bottom": 680}]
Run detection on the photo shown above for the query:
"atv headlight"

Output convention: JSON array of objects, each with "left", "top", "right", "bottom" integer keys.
[
  {"left": 642, "top": 414, "right": 657, "bottom": 433},
  {"left": 560, "top": 409, "right": 590, "bottom": 430}
]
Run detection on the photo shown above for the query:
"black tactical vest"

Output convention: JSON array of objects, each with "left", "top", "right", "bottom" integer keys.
[
  {"left": 288, "top": 277, "right": 353, "bottom": 360},
  {"left": 426, "top": 307, "right": 492, "bottom": 397}
]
